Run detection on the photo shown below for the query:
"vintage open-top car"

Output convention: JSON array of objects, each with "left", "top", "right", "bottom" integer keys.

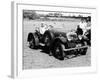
[{"left": 27, "top": 26, "right": 88, "bottom": 60}]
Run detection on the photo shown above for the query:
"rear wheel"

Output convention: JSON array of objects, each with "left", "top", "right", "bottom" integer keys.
[
  {"left": 29, "top": 38, "right": 35, "bottom": 49},
  {"left": 27, "top": 33, "right": 39, "bottom": 49},
  {"left": 44, "top": 31, "right": 54, "bottom": 47},
  {"left": 44, "top": 34, "right": 51, "bottom": 47},
  {"left": 53, "top": 42, "right": 65, "bottom": 60},
  {"left": 44, "top": 31, "right": 54, "bottom": 55}
]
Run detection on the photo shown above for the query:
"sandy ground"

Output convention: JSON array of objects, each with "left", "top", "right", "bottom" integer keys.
[{"left": 23, "top": 20, "right": 91, "bottom": 69}]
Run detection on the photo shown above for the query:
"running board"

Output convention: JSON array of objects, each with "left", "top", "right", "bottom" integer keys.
[{"left": 64, "top": 46, "right": 88, "bottom": 51}]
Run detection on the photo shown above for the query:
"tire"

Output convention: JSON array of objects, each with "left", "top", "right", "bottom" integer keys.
[
  {"left": 29, "top": 38, "right": 35, "bottom": 49},
  {"left": 84, "top": 30, "right": 91, "bottom": 46},
  {"left": 44, "top": 34, "right": 51, "bottom": 47},
  {"left": 53, "top": 42, "right": 65, "bottom": 60},
  {"left": 44, "top": 31, "right": 54, "bottom": 47},
  {"left": 80, "top": 47, "right": 87, "bottom": 55},
  {"left": 27, "top": 33, "right": 39, "bottom": 49},
  {"left": 44, "top": 31, "right": 54, "bottom": 55}
]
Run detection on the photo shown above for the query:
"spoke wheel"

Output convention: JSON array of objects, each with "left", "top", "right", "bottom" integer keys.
[{"left": 54, "top": 42, "right": 65, "bottom": 60}]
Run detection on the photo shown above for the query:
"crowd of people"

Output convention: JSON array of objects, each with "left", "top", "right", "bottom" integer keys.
[
  {"left": 77, "top": 18, "right": 91, "bottom": 36},
  {"left": 35, "top": 22, "right": 51, "bottom": 35}
]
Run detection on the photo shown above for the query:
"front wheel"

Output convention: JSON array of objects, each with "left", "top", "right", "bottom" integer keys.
[{"left": 53, "top": 42, "right": 65, "bottom": 60}]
